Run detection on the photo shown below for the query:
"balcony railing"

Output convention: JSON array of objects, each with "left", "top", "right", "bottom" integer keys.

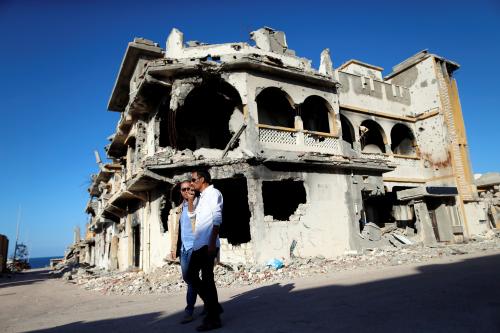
[{"left": 258, "top": 125, "right": 342, "bottom": 155}]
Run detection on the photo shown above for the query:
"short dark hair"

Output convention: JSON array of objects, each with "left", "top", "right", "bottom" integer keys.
[{"left": 193, "top": 169, "right": 211, "bottom": 184}]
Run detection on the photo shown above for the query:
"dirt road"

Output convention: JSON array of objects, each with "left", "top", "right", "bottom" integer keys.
[{"left": 1, "top": 250, "right": 499, "bottom": 332}]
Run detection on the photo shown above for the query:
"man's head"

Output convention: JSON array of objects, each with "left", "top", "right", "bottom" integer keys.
[
  {"left": 191, "top": 169, "right": 211, "bottom": 192},
  {"left": 179, "top": 181, "right": 193, "bottom": 201}
]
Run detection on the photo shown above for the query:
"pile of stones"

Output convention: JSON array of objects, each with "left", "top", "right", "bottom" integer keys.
[{"left": 65, "top": 230, "right": 500, "bottom": 296}]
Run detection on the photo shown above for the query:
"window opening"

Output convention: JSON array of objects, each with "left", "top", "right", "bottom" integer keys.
[
  {"left": 391, "top": 123, "right": 416, "bottom": 155},
  {"left": 213, "top": 177, "right": 251, "bottom": 245},
  {"left": 301, "top": 96, "right": 331, "bottom": 133},
  {"left": 176, "top": 80, "right": 242, "bottom": 150},
  {"left": 262, "top": 180, "right": 306, "bottom": 221},
  {"left": 256, "top": 87, "right": 295, "bottom": 128},
  {"left": 340, "top": 114, "right": 355, "bottom": 148},
  {"left": 360, "top": 120, "right": 386, "bottom": 153}
]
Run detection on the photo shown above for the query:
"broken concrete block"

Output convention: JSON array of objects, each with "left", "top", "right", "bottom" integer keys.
[
  {"left": 362, "top": 222, "right": 382, "bottom": 241},
  {"left": 250, "top": 27, "right": 294, "bottom": 55},
  {"left": 405, "top": 227, "right": 416, "bottom": 237},
  {"left": 393, "top": 234, "right": 413, "bottom": 245},
  {"left": 165, "top": 28, "right": 184, "bottom": 58},
  {"left": 319, "top": 48, "right": 333, "bottom": 76}
]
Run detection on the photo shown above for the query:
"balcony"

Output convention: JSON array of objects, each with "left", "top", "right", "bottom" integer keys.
[{"left": 258, "top": 125, "right": 342, "bottom": 155}]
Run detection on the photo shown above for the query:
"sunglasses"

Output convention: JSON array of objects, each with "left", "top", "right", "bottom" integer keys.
[{"left": 180, "top": 188, "right": 192, "bottom": 192}]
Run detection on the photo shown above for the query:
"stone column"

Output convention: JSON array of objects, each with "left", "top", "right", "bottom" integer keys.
[
  {"left": 413, "top": 200, "right": 437, "bottom": 245},
  {"left": 110, "top": 235, "right": 119, "bottom": 270}
]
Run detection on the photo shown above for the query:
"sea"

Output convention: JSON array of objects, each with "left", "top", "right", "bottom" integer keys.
[{"left": 29, "top": 256, "right": 63, "bottom": 269}]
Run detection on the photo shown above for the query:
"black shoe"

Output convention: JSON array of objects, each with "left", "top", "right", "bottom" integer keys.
[
  {"left": 180, "top": 313, "right": 194, "bottom": 324},
  {"left": 196, "top": 319, "right": 222, "bottom": 331},
  {"left": 200, "top": 307, "right": 208, "bottom": 316},
  {"left": 201, "top": 304, "right": 223, "bottom": 316}
]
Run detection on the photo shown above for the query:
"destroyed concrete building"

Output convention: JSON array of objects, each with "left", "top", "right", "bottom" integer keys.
[
  {"left": 475, "top": 173, "right": 500, "bottom": 229},
  {"left": 83, "top": 27, "right": 494, "bottom": 272}
]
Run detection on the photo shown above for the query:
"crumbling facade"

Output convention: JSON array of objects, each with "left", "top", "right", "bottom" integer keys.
[{"left": 83, "top": 27, "right": 492, "bottom": 272}]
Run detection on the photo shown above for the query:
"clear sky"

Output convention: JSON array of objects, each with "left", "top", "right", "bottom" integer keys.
[{"left": 0, "top": 0, "right": 499, "bottom": 258}]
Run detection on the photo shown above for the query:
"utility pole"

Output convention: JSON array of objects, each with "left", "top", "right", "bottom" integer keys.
[{"left": 14, "top": 205, "right": 21, "bottom": 260}]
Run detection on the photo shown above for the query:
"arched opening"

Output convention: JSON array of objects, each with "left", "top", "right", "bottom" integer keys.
[
  {"left": 256, "top": 87, "right": 295, "bottom": 128},
  {"left": 300, "top": 96, "right": 331, "bottom": 133},
  {"left": 360, "top": 119, "right": 386, "bottom": 153},
  {"left": 175, "top": 79, "right": 243, "bottom": 151},
  {"left": 391, "top": 123, "right": 416, "bottom": 155},
  {"left": 340, "top": 114, "right": 355, "bottom": 148}
]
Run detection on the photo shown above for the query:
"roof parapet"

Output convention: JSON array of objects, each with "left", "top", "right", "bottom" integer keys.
[
  {"left": 385, "top": 49, "right": 460, "bottom": 80},
  {"left": 108, "top": 38, "right": 163, "bottom": 112}
]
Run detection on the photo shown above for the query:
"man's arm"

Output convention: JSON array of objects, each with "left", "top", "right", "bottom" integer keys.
[
  {"left": 207, "top": 190, "right": 223, "bottom": 254},
  {"left": 208, "top": 225, "right": 220, "bottom": 254}
]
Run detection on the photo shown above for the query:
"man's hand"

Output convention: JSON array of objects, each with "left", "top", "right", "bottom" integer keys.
[
  {"left": 187, "top": 191, "right": 195, "bottom": 212},
  {"left": 170, "top": 251, "right": 176, "bottom": 261},
  {"left": 208, "top": 225, "right": 220, "bottom": 256}
]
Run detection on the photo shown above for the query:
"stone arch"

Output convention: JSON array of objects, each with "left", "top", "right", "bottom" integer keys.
[
  {"left": 175, "top": 78, "right": 243, "bottom": 150},
  {"left": 391, "top": 123, "right": 416, "bottom": 155},
  {"left": 300, "top": 95, "right": 332, "bottom": 133},
  {"left": 360, "top": 119, "right": 387, "bottom": 153},
  {"left": 340, "top": 114, "right": 355, "bottom": 148},
  {"left": 256, "top": 87, "right": 295, "bottom": 128}
]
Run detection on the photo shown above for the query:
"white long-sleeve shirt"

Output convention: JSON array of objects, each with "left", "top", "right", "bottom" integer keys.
[{"left": 188, "top": 185, "right": 223, "bottom": 251}]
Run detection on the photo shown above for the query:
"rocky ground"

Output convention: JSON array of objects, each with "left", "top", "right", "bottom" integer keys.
[{"left": 60, "top": 230, "right": 500, "bottom": 296}]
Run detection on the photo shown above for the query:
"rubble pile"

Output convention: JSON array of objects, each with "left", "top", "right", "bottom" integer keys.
[{"left": 62, "top": 231, "right": 500, "bottom": 295}]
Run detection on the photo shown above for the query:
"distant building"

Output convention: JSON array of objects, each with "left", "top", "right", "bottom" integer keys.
[
  {"left": 0, "top": 234, "right": 8, "bottom": 273},
  {"left": 83, "top": 27, "right": 491, "bottom": 272}
]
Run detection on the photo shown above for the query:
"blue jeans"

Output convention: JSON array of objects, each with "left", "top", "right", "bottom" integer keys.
[{"left": 180, "top": 247, "right": 197, "bottom": 315}]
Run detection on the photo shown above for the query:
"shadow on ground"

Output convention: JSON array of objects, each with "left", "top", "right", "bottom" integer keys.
[
  {"left": 27, "top": 254, "right": 500, "bottom": 333},
  {"left": 0, "top": 269, "right": 52, "bottom": 289}
]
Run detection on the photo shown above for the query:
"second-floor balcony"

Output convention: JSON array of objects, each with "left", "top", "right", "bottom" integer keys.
[{"left": 258, "top": 125, "right": 342, "bottom": 155}]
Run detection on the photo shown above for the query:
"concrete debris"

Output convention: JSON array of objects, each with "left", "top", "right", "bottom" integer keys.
[
  {"left": 393, "top": 234, "right": 413, "bottom": 245},
  {"left": 59, "top": 237, "right": 500, "bottom": 296},
  {"left": 319, "top": 48, "right": 333, "bottom": 76},
  {"left": 361, "top": 222, "right": 382, "bottom": 241}
]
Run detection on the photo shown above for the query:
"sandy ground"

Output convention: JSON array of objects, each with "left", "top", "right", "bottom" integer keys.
[{"left": 1, "top": 250, "right": 499, "bottom": 333}]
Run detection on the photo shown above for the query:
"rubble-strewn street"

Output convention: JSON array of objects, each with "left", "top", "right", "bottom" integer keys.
[
  {"left": 2, "top": 248, "right": 500, "bottom": 333},
  {"left": 59, "top": 231, "right": 500, "bottom": 296}
]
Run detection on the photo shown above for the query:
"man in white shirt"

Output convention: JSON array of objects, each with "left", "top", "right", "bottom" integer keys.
[{"left": 186, "top": 169, "right": 223, "bottom": 331}]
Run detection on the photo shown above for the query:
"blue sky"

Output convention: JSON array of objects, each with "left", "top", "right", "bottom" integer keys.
[{"left": 0, "top": 0, "right": 498, "bottom": 257}]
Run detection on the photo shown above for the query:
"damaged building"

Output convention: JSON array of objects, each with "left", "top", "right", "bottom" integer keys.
[{"left": 83, "top": 27, "right": 493, "bottom": 272}]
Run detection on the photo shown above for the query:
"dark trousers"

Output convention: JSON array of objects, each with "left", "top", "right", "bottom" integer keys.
[{"left": 187, "top": 246, "right": 221, "bottom": 320}]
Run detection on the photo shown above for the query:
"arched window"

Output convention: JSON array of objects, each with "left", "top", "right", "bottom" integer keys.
[
  {"left": 391, "top": 123, "right": 416, "bottom": 155},
  {"left": 256, "top": 87, "right": 295, "bottom": 128},
  {"left": 340, "top": 114, "right": 355, "bottom": 148},
  {"left": 300, "top": 96, "right": 331, "bottom": 133},
  {"left": 175, "top": 79, "right": 243, "bottom": 150},
  {"left": 360, "top": 119, "right": 386, "bottom": 153}
]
